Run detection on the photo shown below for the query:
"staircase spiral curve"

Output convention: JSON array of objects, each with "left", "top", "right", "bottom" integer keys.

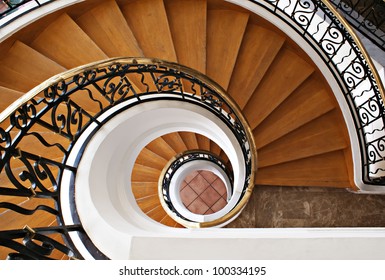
[{"left": 0, "top": 0, "right": 384, "bottom": 259}]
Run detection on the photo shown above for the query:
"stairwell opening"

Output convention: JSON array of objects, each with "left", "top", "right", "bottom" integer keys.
[{"left": 180, "top": 170, "right": 228, "bottom": 215}]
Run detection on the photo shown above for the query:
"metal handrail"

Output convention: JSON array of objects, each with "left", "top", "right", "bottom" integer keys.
[{"left": 0, "top": 0, "right": 53, "bottom": 27}]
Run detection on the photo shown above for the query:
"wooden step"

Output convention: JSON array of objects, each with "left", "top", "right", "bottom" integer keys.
[
  {"left": 206, "top": 9, "right": 249, "bottom": 89},
  {"left": 15, "top": 130, "right": 70, "bottom": 162},
  {"left": 255, "top": 150, "right": 351, "bottom": 188},
  {"left": 210, "top": 141, "right": 221, "bottom": 156},
  {"left": 0, "top": 41, "right": 66, "bottom": 92},
  {"left": 146, "top": 204, "right": 168, "bottom": 223},
  {"left": 131, "top": 164, "right": 162, "bottom": 182},
  {"left": 120, "top": 0, "right": 177, "bottom": 62},
  {"left": 31, "top": 13, "right": 108, "bottom": 69},
  {"left": 164, "top": 0, "right": 206, "bottom": 73},
  {"left": 162, "top": 132, "right": 187, "bottom": 154},
  {"left": 75, "top": 0, "right": 143, "bottom": 57},
  {"left": 179, "top": 131, "right": 199, "bottom": 150},
  {"left": 145, "top": 137, "right": 176, "bottom": 161},
  {"left": 196, "top": 134, "right": 211, "bottom": 151},
  {"left": 0, "top": 197, "right": 56, "bottom": 231},
  {"left": 0, "top": 195, "right": 28, "bottom": 215},
  {"left": 160, "top": 214, "right": 180, "bottom": 227},
  {"left": 0, "top": 87, "right": 23, "bottom": 123},
  {"left": 258, "top": 110, "right": 348, "bottom": 168},
  {"left": 253, "top": 74, "right": 336, "bottom": 149},
  {"left": 135, "top": 148, "right": 168, "bottom": 171},
  {"left": 131, "top": 182, "right": 158, "bottom": 199},
  {"left": 136, "top": 195, "right": 161, "bottom": 213},
  {"left": 75, "top": 0, "right": 147, "bottom": 93},
  {"left": 227, "top": 23, "right": 285, "bottom": 109},
  {"left": 243, "top": 47, "right": 314, "bottom": 130}
]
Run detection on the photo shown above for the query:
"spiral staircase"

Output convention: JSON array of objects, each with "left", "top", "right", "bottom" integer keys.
[{"left": 0, "top": 0, "right": 385, "bottom": 259}]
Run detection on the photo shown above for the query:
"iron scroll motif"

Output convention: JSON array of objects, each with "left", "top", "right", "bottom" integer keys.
[
  {"left": 0, "top": 58, "right": 255, "bottom": 259},
  {"left": 329, "top": 0, "right": 385, "bottom": 52}
]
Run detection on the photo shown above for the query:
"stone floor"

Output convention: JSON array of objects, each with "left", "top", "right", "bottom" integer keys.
[{"left": 226, "top": 185, "right": 385, "bottom": 228}]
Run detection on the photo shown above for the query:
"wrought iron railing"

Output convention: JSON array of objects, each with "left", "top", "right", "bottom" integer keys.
[
  {"left": 329, "top": 0, "right": 385, "bottom": 52},
  {"left": 249, "top": 0, "right": 385, "bottom": 184},
  {"left": 159, "top": 150, "right": 234, "bottom": 226},
  {"left": 0, "top": 57, "right": 256, "bottom": 259},
  {"left": 0, "top": 0, "right": 53, "bottom": 27}
]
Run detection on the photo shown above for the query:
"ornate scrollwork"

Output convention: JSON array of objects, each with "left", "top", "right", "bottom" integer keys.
[
  {"left": 291, "top": 0, "right": 317, "bottom": 29},
  {"left": 155, "top": 73, "right": 183, "bottom": 93},
  {"left": 321, "top": 25, "right": 346, "bottom": 56},
  {"left": 330, "top": 0, "right": 385, "bottom": 52},
  {"left": 343, "top": 59, "right": 368, "bottom": 90},
  {"left": 102, "top": 75, "right": 135, "bottom": 105}
]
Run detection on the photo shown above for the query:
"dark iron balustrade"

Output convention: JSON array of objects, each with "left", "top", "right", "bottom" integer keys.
[
  {"left": 0, "top": 0, "right": 52, "bottom": 27},
  {"left": 329, "top": 0, "right": 385, "bottom": 52},
  {"left": 0, "top": 57, "right": 255, "bottom": 259}
]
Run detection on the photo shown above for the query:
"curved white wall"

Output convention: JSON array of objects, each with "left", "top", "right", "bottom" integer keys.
[{"left": 61, "top": 99, "right": 246, "bottom": 259}]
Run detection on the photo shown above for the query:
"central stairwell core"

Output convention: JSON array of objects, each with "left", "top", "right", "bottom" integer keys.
[
  {"left": 53, "top": 57, "right": 257, "bottom": 257},
  {"left": 180, "top": 170, "right": 228, "bottom": 215}
]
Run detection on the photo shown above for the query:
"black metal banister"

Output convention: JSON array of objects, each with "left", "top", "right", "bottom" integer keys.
[{"left": 329, "top": 0, "right": 385, "bottom": 52}]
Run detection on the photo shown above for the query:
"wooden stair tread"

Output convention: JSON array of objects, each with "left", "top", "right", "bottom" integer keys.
[
  {"left": 136, "top": 195, "right": 161, "bottom": 213},
  {"left": 243, "top": 47, "right": 314, "bottom": 130},
  {"left": 3, "top": 155, "right": 64, "bottom": 172},
  {"left": 132, "top": 182, "right": 158, "bottom": 199},
  {"left": 162, "top": 132, "right": 187, "bottom": 154},
  {"left": 135, "top": 148, "right": 168, "bottom": 172},
  {"left": 0, "top": 41, "right": 66, "bottom": 92},
  {"left": 0, "top": 198, "right": 56, "bottom": 231},
  {"left": 258, "top": 111, "right": 348, "bottom": 168},
  {"left": 0, "top": 195, "right": 28, "bottom": 215},
  {"left": 206, "top": 9, "right": 249, "bottom": 89},
  {"left": 196, "top": 134, "right": 211, "bottom": 151},
  {"left": 15, "top": 131, "right": 70, "bottom": 161},
  {"left": 256, "top": 150, "right": 351, "bottom": 188},
  {"left": 131, "top": 163, "right": 162, "bottom": 182},
  {"left": 160, "top": 214, "right": 179, "bottom": 227},
  {"left": 146, "top": 205, "right": 168, "bottom": 223},
  {"left": 145, "top": 137, "right": 176, "bottom": 161},
  {"left": 253, "top": 74, "right": 336, "bottom": 149},
  {"left": 0, "top": 86, "right": 23, "bottom": 111},
  {"left": 120, "top": 0, "right": 177, "bottom": 62},
  {"left": 227, "top": 23, "right": 285, "bottom": 109},
  {"left": 76, "top": 0, "right": 143, "bottom": 57},
  {"left": 31, "top": 13, "right": 108, "bottom": 69},
  {"left": 210, "top": 141, "right": 221, "bottom": 156},
  {"left": 164, "top": 0, "right": 206, "bottom": 73},
  {"left": 179, "top": 131, "right": 199, "bottom": 150}
]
